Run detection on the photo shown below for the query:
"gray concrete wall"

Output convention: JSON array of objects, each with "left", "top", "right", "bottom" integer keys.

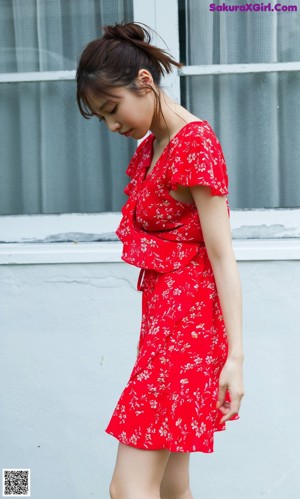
[{"left": 1, "top": 260, "right": 299, "bottom": 498}]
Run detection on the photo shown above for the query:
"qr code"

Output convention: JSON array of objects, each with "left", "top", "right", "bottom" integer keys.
[{"left": 2, "top": 469, "right": 30, "bottom": 497}]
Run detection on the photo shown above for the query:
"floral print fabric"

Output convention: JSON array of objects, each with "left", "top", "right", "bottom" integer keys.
[{"left": 105, "top": 121, "right": 239, "bottom": 453}]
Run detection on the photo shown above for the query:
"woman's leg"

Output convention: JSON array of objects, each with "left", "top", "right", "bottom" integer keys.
[
  {"left": 160, "top": 453, "right": 193, "bottom": 499},
  {"left": 109, "top": 442, "right": 171, "bottom": 499}
]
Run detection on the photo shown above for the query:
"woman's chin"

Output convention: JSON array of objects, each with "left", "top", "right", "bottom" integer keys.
[{"left": 136, "top": 130, "right": 150, "bottom": 141}]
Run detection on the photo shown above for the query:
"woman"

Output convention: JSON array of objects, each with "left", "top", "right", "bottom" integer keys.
[{"left": 76, "top": 21, "right": 244, "bottom": 499}]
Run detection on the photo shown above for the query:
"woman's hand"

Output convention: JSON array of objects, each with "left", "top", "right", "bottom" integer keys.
[{"left": 216, "top": 356, "right": 245, "bottom": 423}]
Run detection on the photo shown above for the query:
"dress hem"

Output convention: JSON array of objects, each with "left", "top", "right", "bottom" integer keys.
[{"left": 104, "top": 420, "right": 237, "bottom": 454}]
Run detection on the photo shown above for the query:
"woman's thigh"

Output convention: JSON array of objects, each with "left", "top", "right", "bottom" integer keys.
[
  {"left": 110, "top": 443, "right": 170, "bottom": 498},
  {"left": 160, "top": 452, "right": 192, "bottom": 498}
]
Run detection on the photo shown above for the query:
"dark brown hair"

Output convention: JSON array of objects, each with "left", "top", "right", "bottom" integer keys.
[{"left": 76, "top": 22, "right": 183, "bottom": 119}]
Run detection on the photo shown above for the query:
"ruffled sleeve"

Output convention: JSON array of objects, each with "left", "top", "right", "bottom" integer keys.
[
  {"left": 123, "top": 150, "right": 139, "bottom": 197},
  {"left": 169, "top": 122, "right": 229, "bottom": 196},
  {"left": 123, "top": 135, "right": 153, "bottom": 197}
]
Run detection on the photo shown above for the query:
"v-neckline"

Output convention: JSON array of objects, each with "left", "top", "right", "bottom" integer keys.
[{"left": 142, "top": 121, "right": 206, "bottom": 182}]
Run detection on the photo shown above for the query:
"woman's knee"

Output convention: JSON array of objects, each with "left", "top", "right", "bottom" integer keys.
[
  {"left": 109, "top": 443, "right": 170, "bottom": 498},
  {"left": 160, "top": 452, "right": 193, "bottom": 499},
  {"left": 109, "top": 475, "right": 130, "bottom": 499},
  {"left": 109, "top": 475, "right": 162, "bottom": 499},
  {"left": 109, "top": 478, "right": 117, "bottom": 499},
  {"left": 160, "top": 482, "right": 192, "bottom": 499}
]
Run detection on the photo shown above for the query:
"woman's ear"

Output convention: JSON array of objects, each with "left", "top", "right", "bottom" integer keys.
[{"left": 136, "top": 69, "right": 154, "bottom": 92}]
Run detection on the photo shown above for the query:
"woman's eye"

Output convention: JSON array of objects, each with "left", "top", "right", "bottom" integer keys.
[{"left": 109, "top": 106, "right": 117, "bottom": 115}]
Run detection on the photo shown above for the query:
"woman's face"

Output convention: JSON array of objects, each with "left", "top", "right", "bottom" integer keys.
[{"left": 87, "top": 85, "right": 156, "bottom": 140}]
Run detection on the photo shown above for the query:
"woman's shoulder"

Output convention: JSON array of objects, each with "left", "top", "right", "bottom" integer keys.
[
  {"left": 176, "top": 120, "right": 216, "bottom": 141},
  {"left": 167, "top": 118, "right": 229, "bottom": 196},
  {"left": 171, "top": 119, "right": 223, "bottom": 157}
]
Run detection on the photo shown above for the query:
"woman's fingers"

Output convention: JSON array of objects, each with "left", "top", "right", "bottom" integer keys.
[
  {"left": 216, "top": 358, "right": 245, "bottom": 423},
  {"left": 219, "top": 391, "right": 244, "bottom": 423},
  {"left": 216, "top": 384, "right": 227, "bottom": 409}
]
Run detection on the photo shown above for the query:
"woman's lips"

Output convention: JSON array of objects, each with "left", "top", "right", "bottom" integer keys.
[{"left": 121, "top": 129, "right": 133, "bottom": 137}]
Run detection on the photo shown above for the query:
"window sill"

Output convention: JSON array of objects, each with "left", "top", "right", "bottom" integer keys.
[
  {"left": 0, "top": 210, "right": 300, "bottom": 264},
  {"left": 0, "top": 239, "right": 299, "bottom": 265}
]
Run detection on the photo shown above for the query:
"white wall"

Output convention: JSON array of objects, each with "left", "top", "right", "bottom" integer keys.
[{"left": 1, "top": 260, "right": 300, "bottom": 498}]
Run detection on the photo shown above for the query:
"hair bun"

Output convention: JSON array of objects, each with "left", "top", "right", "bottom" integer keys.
[
  {"left": 77, "top": 22, "right": 183, "bottom": 119},
  {"left": 103, "top": 22, "right": 151, "bottom": 44}
]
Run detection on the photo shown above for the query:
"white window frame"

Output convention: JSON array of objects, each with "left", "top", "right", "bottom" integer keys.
[{"left": 0, "top": 0, "right": 299, "bottom": 264}]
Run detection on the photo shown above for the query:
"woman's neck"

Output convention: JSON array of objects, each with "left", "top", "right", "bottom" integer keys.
[{"left": 149, "top": 91, "right": 199, "bottom": 145}]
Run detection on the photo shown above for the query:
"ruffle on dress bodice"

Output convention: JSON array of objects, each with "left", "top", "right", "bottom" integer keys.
[{"left": 116, "top": 121, "right": 230, "bottom": 273}]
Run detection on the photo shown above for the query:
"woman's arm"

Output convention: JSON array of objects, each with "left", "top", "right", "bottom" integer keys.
[{"left": 189, "top": 185, "right": 245, "bottom": 422}]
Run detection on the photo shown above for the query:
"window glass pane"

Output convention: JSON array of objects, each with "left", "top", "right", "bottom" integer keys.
[
  {"left": 179, "top": 0, "right": 300, "bottom": 209},
  {"left": 0, "top": 81, "right": 135, "bottom": 215},
  {"left": 182, "top": 71, "right": 300, "bottom": 209},
  {"left": 0, "top": 0, "right": 134, "bottom": 215},
  {"left": 0, "top": 0, "right": 133, "bottom": 72},
  {"left": 179, "top": 0, "right": 300, "bottom": 65}
]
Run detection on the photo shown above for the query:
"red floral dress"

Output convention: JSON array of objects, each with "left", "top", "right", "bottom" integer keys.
[{"left": 105, "top": 121, "right": 240, "bottom": 453}]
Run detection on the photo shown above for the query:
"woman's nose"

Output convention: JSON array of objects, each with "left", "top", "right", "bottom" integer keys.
[{"left": 107, "top": 118, "right": 121, "bottom": 132}]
